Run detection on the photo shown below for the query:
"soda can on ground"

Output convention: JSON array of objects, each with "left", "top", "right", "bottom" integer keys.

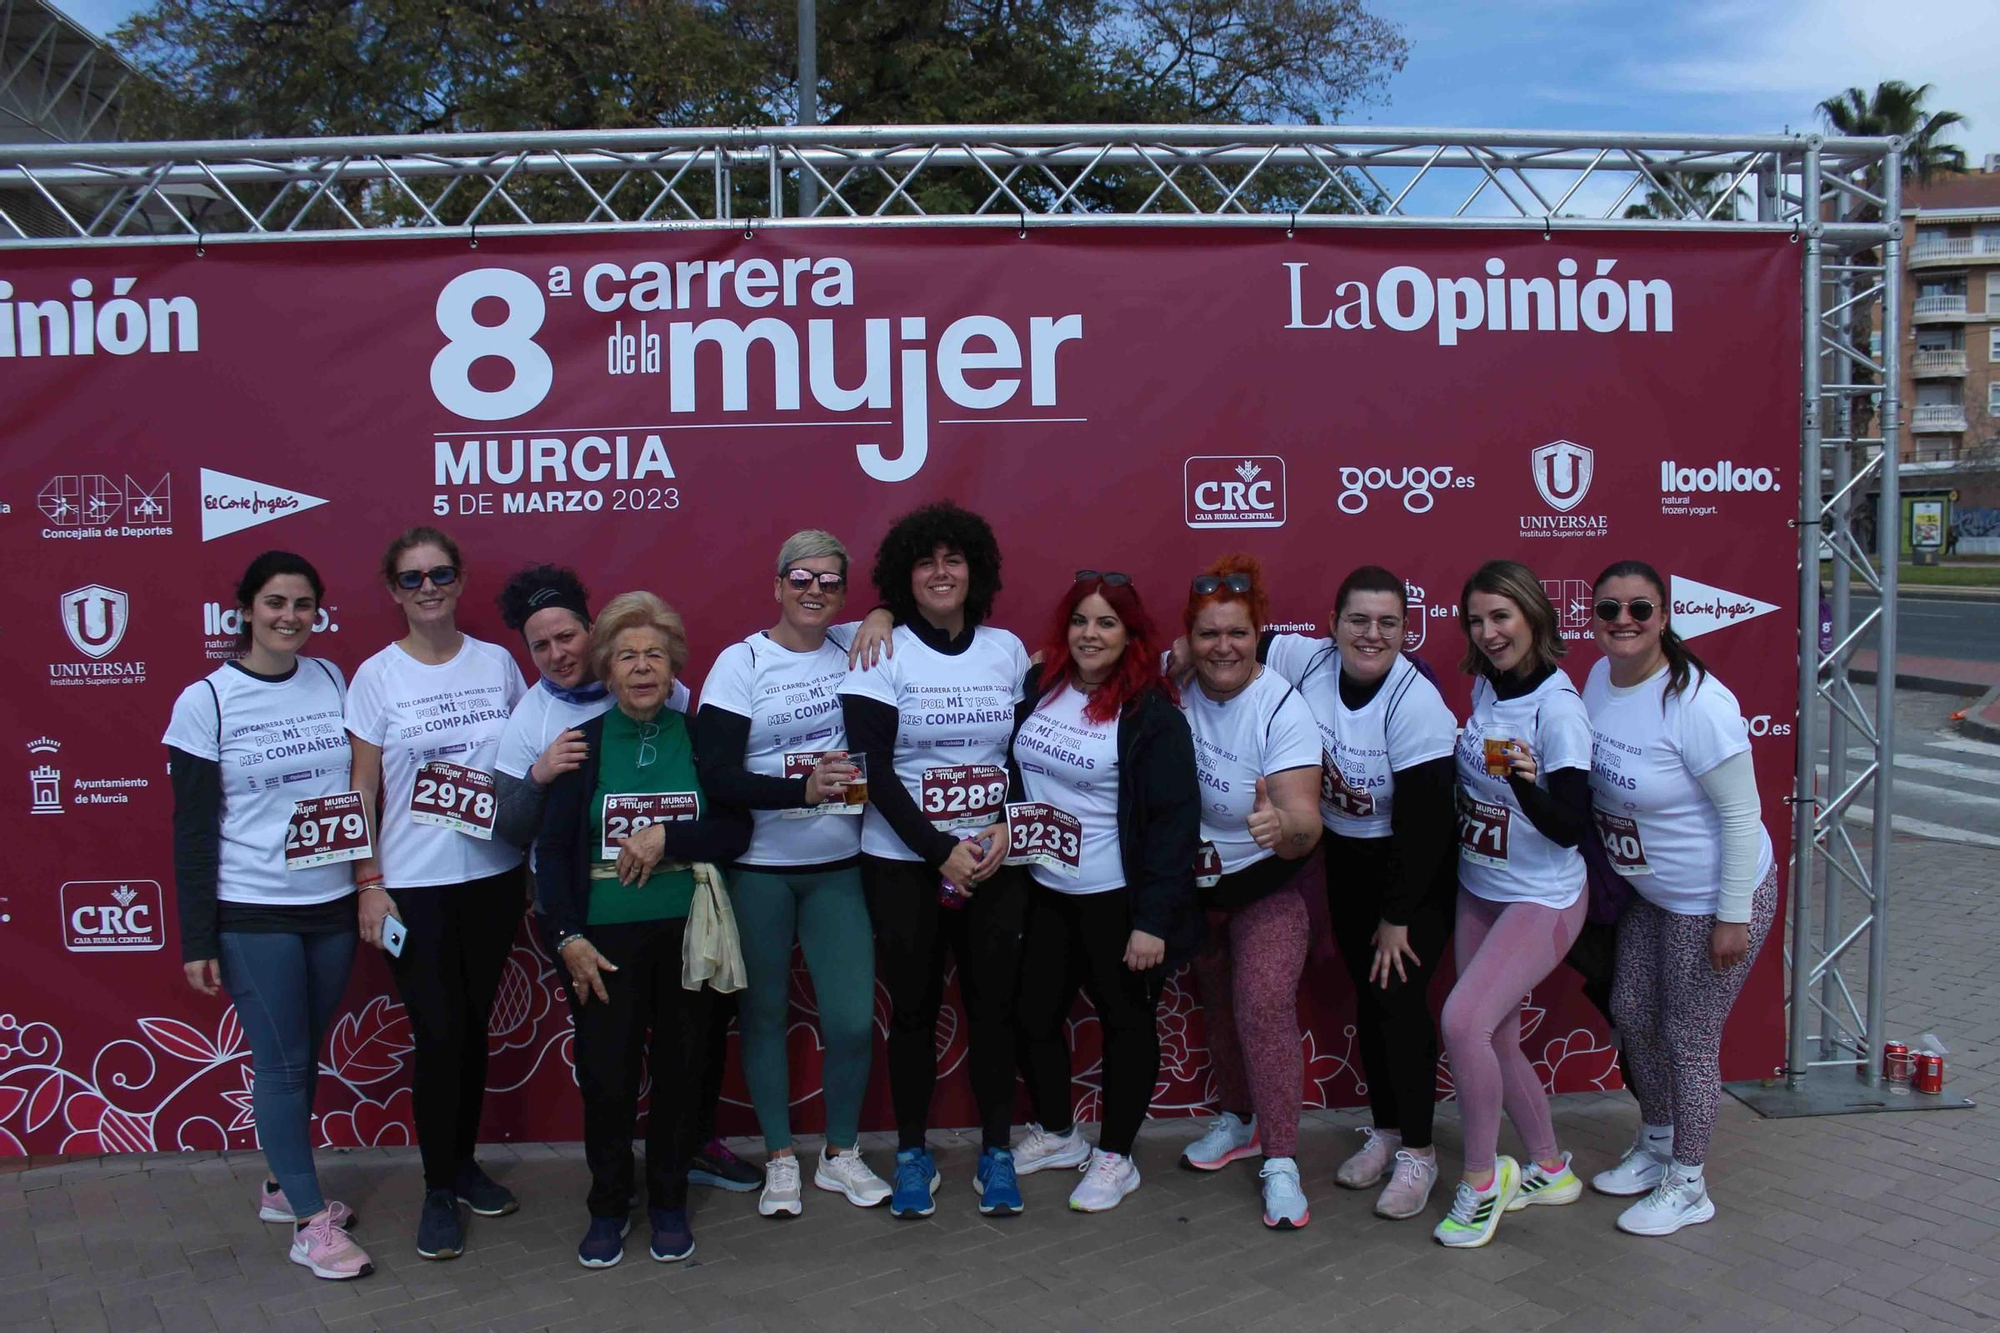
[
  {"left": 1882, "top": 1040, "right": 1909, "bottom": 1081},
  {"left": 1914, "top": 1052, "right": 1945, "bottom": 1095}
]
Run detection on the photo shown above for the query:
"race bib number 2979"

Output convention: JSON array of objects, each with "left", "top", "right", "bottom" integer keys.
[
  {"left": 285, "top": 791, "right": 373, "bottom": 869},
  {"left": 409, "top": 761, "right": 497, "bottom": 840}
]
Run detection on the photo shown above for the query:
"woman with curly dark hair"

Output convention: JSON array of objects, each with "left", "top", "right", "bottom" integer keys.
[{"left": 838, "top": 501, "right": 1033, "bottom": 1219}]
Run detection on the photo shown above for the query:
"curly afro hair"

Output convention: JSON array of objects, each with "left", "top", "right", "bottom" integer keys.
[
  {"left": 495, "top": 563, "right": 592, "bottom": 633},
  {"left": 870, "top": 501, "right": 1003, "bottom": 628}
]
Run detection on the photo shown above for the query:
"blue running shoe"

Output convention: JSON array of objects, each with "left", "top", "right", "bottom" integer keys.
[
  {"left": 974, "top": 1148, "right": 1023, "bottom": 1217},
  {"left": 890, "top": 1148, "right": 940, "bottom": 1219},
  {"left": 648, "top": 1206, "right": 695, "bottom": 1262},
  {"left": 575, "top": 1215, "right": 629, "bottom": 1269}
]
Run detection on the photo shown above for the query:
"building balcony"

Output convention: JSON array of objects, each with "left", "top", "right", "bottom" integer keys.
[
  {"left": 1914, "top": 293, "right": 1971, "bottom": 321},
  {"left": 1913, "top": 348, "right": 1970, "bottom": 376},
  {"left": 1910, "top": 234, "right": 2000, "bottom": 267},
  {"left": 1910, "top": 403, "right": 1969, "bottom": 432}
]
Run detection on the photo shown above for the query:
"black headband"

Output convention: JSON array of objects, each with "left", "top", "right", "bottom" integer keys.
[{"left": 524, "top": 584, "right": 590, "bottom": 624}]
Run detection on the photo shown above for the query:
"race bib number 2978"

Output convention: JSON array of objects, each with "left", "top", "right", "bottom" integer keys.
[{"left": 409, "top": 761, "right": 497, "bottom": 840}]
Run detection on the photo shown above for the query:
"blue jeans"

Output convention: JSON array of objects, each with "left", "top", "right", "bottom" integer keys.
[{"left": 220, "top": 928, "right": 357, "bottom": 1218}]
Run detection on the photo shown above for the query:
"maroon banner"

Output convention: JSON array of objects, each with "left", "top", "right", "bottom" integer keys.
[{"left": 0, "top": 227, "right": 1799, "bottom": 1154}]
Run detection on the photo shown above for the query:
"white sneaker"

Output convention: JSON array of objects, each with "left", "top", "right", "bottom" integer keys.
[
  {"left": 1592, "top": 1129, "right": 1672, "bottom": 1196},
  {"left": 1014, "top": 1123, "right": 1092, "bottom": 1176},
  {"left": 759, "top": 1155, "right": 803, "bottom": 1218},
  {"left": 814, "top": 1148, "right": 891, "bottom": 1208},
  {"left": 1433, "top": 1157, "right": 1520, "bottom": 1249},
  {"left": 1334, "top": 1125, "right": 1399, "bottom": 1189},
  {"left": 1616, "top": 1172, "right": 1715, "bottom": 1236},
  {"left": 1506, "top": 1151, "right": 1583, "bottom": 1210},
  {"left": 1181, "top": 1112, "right": 1261, "bottom": 1171},
  {"left": 1373, "top": 1149, "right": 1439, "bottom": 1220},
  {"left": 1069, "top": 1149, "right": 1141, "bottom": 1212},
  {"left": 1258, "top": 1157, "right": 1310, "bottom": 1230}
]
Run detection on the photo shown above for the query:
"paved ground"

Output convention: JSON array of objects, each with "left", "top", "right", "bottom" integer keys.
[
  {"left": 1812, "top": 686, "right": 2000, "bottom": 850},
  {"left": 4, "top": 825, "right": 1997, "bottom": 1332}
]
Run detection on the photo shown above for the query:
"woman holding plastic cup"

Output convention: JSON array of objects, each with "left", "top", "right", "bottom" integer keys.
[{"left": 1433, "top": 560, "right": 1593, "bottom": 1249}]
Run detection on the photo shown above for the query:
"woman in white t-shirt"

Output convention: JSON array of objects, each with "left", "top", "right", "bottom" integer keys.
[
  {"left": 164, "top": 551, "right": 372, "bottom": 1282},
  {"left": 1434, "top": 560, "right": 1592, "bottom": 1250},
  {"left": 691, "top": 530, "right": 891, "bottom": 1219},
  {"left": 1173, "top": 557, "right": 1323, "bottom": 1232},
  {"left": 1582, "top": 559, "right": 1776, "bottom": 1238},
  {"left": 344, "top": 526, "right": 527, "bottom": 1262},
  {"left": 836, "top": 503, "right": 1032, "bottom": 1219}
]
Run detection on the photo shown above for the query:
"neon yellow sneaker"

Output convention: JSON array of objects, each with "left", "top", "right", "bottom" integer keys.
[
  {"left": 1433, "top": 1156, "right": 1519, "bottom": 1249},
  {"left": 1506, "top": 1150, "right": 1583, "bottom": 1210}
]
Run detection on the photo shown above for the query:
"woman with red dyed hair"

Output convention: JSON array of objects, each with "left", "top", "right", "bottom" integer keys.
[
  {"left": 1004, "top": 571, "right": 1201, "bottom": 1212},
  {"left": 1174, "top": 556, "right": 1324, "bottom": 1230}
]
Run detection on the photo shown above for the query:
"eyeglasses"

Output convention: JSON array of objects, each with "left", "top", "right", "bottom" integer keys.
[
  {"left": 1074, "top": 570, "right": 1131, "bottom": 587},
  {"left": 635, "top": 720, "right": 659, "bottom": 769},
  {"left": 1594, "top": 597, "right": 1657, "bottom": 624},
  {"left": 1340, "top": 613, "right": 1404, "bottom": 637},
  {"left": 1191, "top": 573, "right": 1253, "bottom": 596},
  {"left": 395, "top": 565, "right": 458, "bottom": 591},
  {"left": 784, "top": 569, "right": 847, "bottom": 592}
]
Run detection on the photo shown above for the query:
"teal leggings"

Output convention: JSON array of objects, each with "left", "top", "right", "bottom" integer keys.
[{"left": 730, "top": 865, "right": 876, "bottom": 1151}]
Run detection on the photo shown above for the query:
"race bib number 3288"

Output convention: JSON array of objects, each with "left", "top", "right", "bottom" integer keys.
[
  {"left": 920, "top": 764, "right": 1008, "bottom": 830},
  {"left": 409, "top": 761, "right": 497, "bottom": 840}
]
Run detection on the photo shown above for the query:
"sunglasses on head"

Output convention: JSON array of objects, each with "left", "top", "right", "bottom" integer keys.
[
  {"left": 1595, "top": 597, "right": 1657, "bottom": 623},
  {"left": 784, "top": 568, "right": 847, "bottom": 592},
  {"left": 1074, "top": 569, "right": 1131, "bottom": 587},
  {"left": 395, "top": 565, "right": 458, "bottom": 591},
  {"left": 1191, "top": 573, "right": 1253, "bottom": 596}
]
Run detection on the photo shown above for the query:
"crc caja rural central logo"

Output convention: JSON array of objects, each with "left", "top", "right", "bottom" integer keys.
[
  {"left": 61, "top": 880, "right": 164, "bottom": 953},
  {"left": 1185, "top": 456, "right": 1287, "bottom": 529}
]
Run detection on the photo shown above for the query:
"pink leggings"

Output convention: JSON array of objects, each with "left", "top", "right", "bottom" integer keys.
[
  {"left": 1440, "top": 888, "right": 1587, "bottom": 1175},
  {"left": 1192, "top": 886, "right": 1309, "bottom": 1157}
]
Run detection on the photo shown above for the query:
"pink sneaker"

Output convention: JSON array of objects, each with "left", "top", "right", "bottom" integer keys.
[
  {"left": 1374, "top": 1148, "right": 1439, "bottom": 1220},
  {"left": 288, "top": 1212, "right": 375, "bottom": 1280},
  {"left": 258, "top": 1183, "right": 355, "bottom": 1229},
  {"left": 1335, "top": 1126, "right": 1400, "bottom": 1189}
]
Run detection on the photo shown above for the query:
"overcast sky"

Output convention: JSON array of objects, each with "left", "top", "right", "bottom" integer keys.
[{"left": 49, "top": 0, "right": 1998, "bottom": 165}]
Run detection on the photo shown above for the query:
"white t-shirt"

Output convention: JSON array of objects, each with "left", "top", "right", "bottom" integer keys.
[
  {"left": 1583, "top": 659, "right": 1775, "bottom": 916},
  {"left": 838, "top": 623, "right": 1031, "bottom": 862},
  {"left": 493, "top": 677, "right": 687, "bottom": 780},
  {"left": 1266, "top": 635, "right": 1458, "bottom": 839},
  {"left": 1454, "top": 669, "right": 1593, "bottom": 909},
  {"left": 1179, "top": 667, "right": 1321, "bottom": 874},
  {"left": 701, "top": 624, "right": 863, "bottom": 868},
  {"left": 345, "top": 636, "right": 528, "bottom": 888},
  {"left": 1014, "top": 683, "right": 1124, "bottom": 893},
  {"left": 161, "top": 659, "right": 354, "bottom": 906}
]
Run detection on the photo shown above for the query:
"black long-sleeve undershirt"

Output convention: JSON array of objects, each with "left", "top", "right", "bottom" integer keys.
[
  {"left": 690, "top": 705, "right": 813, "bottom": 810},
  {"left": 1508, "top": 767, "right": 1591, "bottom": 847},
  {"left": 1382, "top": 755, "right": 1457, "bottom": 924},
  {"left": 841, "top": 695, "right": 959, "bottom": 867},
  {"left": 168, "top": 747, "right": 223, "bottom": 962}
]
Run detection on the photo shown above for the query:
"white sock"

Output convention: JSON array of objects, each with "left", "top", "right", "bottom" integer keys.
[
  {"left": 1670, "top": 1160, "right": 1704, "bottom": 1184},
  {"left": 1641, "top": 1123, "right": 1674, "bottom": 1154}
]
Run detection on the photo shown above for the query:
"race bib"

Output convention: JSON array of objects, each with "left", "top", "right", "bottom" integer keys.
[
  {"left": 1593, "top": 809, "right": 1653, "bottom": 876},
  {"left": 284, "top": 791, "right": 373, "bottom": 870},
  {"left": 780, "top": 751, "right": 863, "bottom": 820},
  {"left": 1321, "top": 750, "right": 1375, "bottom": 819},
  {"left": 1456, "top": 790, "right": 1511, "bottom": 869},
  {"left": 601, "top": 791, "right": 700, "bottom": 860},
  {"left": 1194, "top": 840, "right": 1222, "bottom": 889},
  {"left": 1002, "top": 801, "right": 1083, "bottom": 879},
  {"left": 919, "top": 764, "right": 1009, "bottom": 831},
  {"left": 409, "top": 761, "right": 497, "bottom": 839}
]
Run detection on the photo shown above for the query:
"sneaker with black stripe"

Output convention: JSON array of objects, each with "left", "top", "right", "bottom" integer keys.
[
  {"left": 1505, "top": 1151, "right": 1582, "bottom": 1211},
  {"left": 1433, "top": 1156, "right": 1519, "bottom": 1249}
]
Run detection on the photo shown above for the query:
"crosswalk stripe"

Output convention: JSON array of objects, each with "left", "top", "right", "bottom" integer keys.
[
  {"left": 1929, "top": 736, "right": 2000, "bottom": 761},
  {"left": 1842, "top": 807, "right": 2000, "bottom": 850},
  {"left": 1837, "top": 748, "right": 2000, "bottom": 787},
  {"left": 1815, "top": 765, "right": 2000, "bottom": 815}
]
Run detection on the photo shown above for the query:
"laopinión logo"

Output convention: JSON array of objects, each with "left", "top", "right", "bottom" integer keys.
[
  {"left": 1185, "top": 456, "right": 1286, "bottom": 529},
  {"left": 52, "top": 584, "right": 145, "bottom": 687},
  {"left": 1659, "top": 458, "right": 1783, "bottom": 518},
  {"left": 1335, "top": 465, "right": 1476, "bottom": 515},
  {"left": 37, "top": 473, "right": 174, "bottom": 539},
  {"left": 1521, "top": 440, "right": 1608, "bottom": 540},
  {"left": 61, "top": 880, "right": 164, "bottom": 952}
]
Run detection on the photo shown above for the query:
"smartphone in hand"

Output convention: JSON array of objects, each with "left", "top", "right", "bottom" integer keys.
[{"left": 381, "top": 915, "right": 408, "bottom": 958}]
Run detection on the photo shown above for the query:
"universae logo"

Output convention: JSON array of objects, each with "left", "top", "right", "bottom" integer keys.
[{"left": 1185, "top": 456, "right": 1287, "bottom": 529}]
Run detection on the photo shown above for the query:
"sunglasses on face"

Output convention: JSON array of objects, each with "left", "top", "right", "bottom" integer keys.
[
  {"left": 1074, "top": 569, "right": 1131, "bottom": 587},
  {"left": 395, "top": 565, "right": 459, "bottom": 591},
  {"left": 1595, "top": 597, "right": 1657, "bottom": 623},
  {"left": 784, "top": 569, "right": 847, "bottom": 592},
  {"left": 1191, "top": 573, "right": 1253, "bottom": 596}
]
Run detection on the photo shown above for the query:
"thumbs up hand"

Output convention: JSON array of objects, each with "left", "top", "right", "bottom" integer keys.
[{"left": 1248, "top": 775, "right": 1284, "bottom": 849}]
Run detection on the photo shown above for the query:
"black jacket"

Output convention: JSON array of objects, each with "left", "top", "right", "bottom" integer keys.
[
  {"left": 534, "top": 711, "right": 752, "bottom": 941},
  {"left": 1010, "top": 667, "right": 1205, "bottom": 968}
]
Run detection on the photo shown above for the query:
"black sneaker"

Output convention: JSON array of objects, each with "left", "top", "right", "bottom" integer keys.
[
  {"left": 687, "top": 1139, "right": 762, "bottom": 1192},
  {"left": 454, "top": 1160, "right": 519, "bottom": 1217},
  {"left": 416, "top": 1187, "right": 464, "bottom": 1260}
]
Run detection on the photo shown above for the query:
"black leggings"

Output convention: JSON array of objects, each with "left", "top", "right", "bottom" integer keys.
[
  {"left": 1017, "top": 884, "right": 1163, "bottom": 1157},
  {"left": 386, "top": 871, "right": 523, "bottom": 1190},
  {"left": 863, "top": 855, "right": 1028, "bottom": 1152},
  {"left": 1323, "top": 836, "right": 1451, "bottom": 1151}
]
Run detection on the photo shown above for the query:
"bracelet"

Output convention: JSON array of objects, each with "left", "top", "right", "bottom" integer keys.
[
  {"left": 356, "top": 877, "right": 386, "bottom": 891},
  {"left": 553, "top": 931, "right": 586, "bottom": 953}
]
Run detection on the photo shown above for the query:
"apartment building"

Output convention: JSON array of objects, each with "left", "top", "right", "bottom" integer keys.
[{"left": 1900, "top": 166, "right": 2000, "bottom": 512}]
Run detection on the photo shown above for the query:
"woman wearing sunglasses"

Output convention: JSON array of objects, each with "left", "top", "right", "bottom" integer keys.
[
  {"left": 1433, "top": 560, "right": 1592, "bottom": 1249},
  {"left": 1257, "top": 566, "right": 1458, "bottom": 1221},
  {"left": 690, "top": 531, "right": 892, "bottom": 1219},
  {"left": 536, "top": 593, "right": 752, "bottom": 1268},
  {"left": 837, "top": 502, "right": 1033, "bottom": 1218},
  {"left": 1176, "top": 556, "right": 1323, "bottom": 1230},
  {"left": 345, "top": 526, "right": 528, "bottom": 1261},
  {"left": 1582, "top": 560, "right": 1775, "bottom": 1237},
  {"left": 1006, "top": 571, "right": 1201, "bottom": 1212}
]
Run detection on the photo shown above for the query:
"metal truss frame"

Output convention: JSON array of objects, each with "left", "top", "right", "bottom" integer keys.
[
  {"left": 0, "top": 124, "right": 1902, "bottom": 1095},
  {"left": 0, "top": 2, "right": 129, "bottom": 145}
]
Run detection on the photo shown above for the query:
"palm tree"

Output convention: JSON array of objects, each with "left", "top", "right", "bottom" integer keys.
[
  {"left": 1623, "top": 171, "right": 1750, "bottom": 221},
  {"left": 1818, "top": 81, "right": 1968, "bottom": 183}
]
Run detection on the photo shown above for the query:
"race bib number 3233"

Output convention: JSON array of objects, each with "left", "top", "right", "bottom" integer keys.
[
  {"left": 409, "top": 761, "right": 497, "bottom": 840},
  {"left": 1002, "top": 801, "right": 1083, "bottom": 878},
  {"left": 285, "top": 791, "right": 373, "bottom": 869}
]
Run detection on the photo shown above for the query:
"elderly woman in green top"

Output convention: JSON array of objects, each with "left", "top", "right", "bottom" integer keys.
[{"left": 536, "top": 592, "right": 751, "bottom": 1271}]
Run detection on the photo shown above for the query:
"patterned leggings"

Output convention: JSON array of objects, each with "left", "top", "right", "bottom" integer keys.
[
  {"left": 1191, "top": 885, "right": 1309, "bottom": 1157},
  {"left": 1611, "top": 866, "right": 1779, "bottom": 1167}
]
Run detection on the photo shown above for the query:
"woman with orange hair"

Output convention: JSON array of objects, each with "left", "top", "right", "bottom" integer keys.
[{"left": 1174, "top": 556, "right": 1324, "bottom": 1229}]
